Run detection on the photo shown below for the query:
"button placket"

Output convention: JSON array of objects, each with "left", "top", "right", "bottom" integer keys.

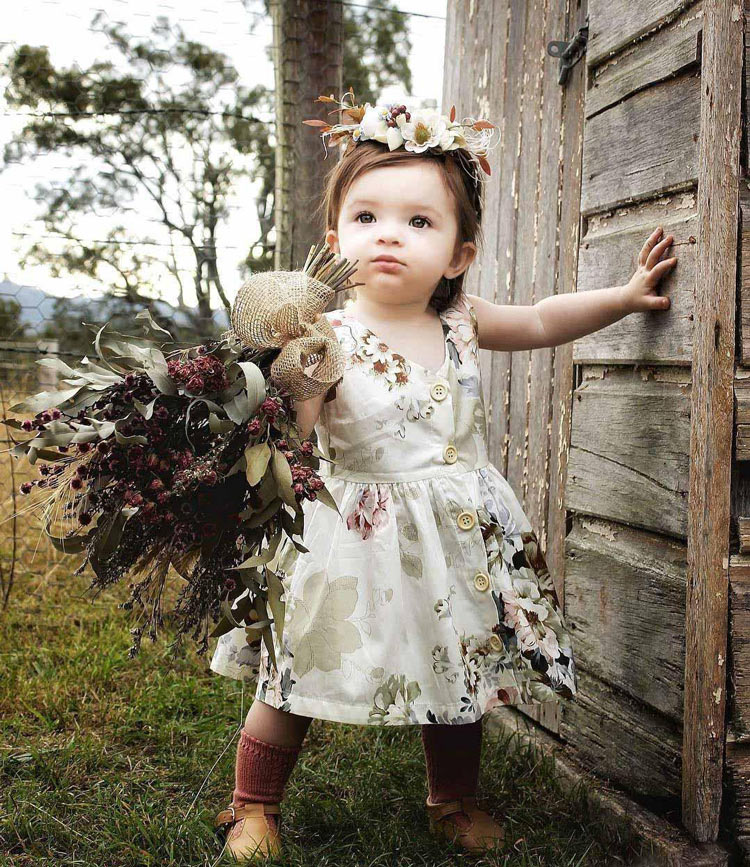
[
  {"left": 473, "top": 570, "right": 490, "bottom": 592},
  {"left": 430, "top": 381, "right": 449, "bottom": 402},
  {"left": 456, "top": 510, "right": 476, "bottom": 531}
]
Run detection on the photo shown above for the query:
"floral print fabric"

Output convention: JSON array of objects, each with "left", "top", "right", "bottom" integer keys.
[{"left": 210, "top": 295, "right": 578, "bottom": 724}]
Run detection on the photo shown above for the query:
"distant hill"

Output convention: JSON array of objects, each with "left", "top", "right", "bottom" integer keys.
[{"left": 0, "top": 279, "right": 230, "bottom": 334}]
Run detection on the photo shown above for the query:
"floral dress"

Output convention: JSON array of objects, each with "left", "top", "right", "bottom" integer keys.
[{"left": 209, "top": 295, "right": 578, "bottom": 725}]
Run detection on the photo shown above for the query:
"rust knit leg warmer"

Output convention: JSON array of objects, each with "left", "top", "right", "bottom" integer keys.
[
  {"left": 421, "top": 718, "right": 483, "bottom": 805},
  {"left": 232, "top": 728, "right": 303, "bottom": 818}
]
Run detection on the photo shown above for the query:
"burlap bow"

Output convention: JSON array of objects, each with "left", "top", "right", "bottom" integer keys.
[{"left": 227, "top": 270, "right": 346, "bottom": 402}]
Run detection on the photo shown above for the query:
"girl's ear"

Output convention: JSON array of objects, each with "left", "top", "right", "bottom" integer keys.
[
  {"left": 325, "top": 228, "right": 340, "bottom": 253},
  {"left": 445, "top": 241, "right": 477, "bottom": 279}
]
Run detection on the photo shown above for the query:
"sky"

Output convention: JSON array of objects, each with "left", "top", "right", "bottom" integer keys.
[{"left": 0, "top": 0, "right": 447, "bottom": 309}]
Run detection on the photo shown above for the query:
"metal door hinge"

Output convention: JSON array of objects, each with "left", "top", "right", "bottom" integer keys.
[{"left": 547, "top": 15, "right": 589, "bottom": 86}]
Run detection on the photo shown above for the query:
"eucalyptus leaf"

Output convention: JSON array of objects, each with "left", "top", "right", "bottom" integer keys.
[
  {"left": 135, "top": 308, "right": 174, "bottom": 340},
  {"left": 245, "top": 619, "right": 272, "bottom": 633},
  {"left": 261, "top": 623, "right": 277, "bottom": 670},
  {"left": 133, "top": 397, "right": 158, "bottom": 420},
  {"left": 113, "top": 417, "right": 148, "bottom": 445},
  {"left": 313, "top": 484, "right": 341, "bottom": 516},
  {"left": 271, "top": 447, "right": 297, "bottom": 509},
  {"left": 92, "top": 322, "right": 130, "bottom": 376},
  {"left": 245, "top": 443, "right": 271, "bottom": 487},
  {"left": 246, "top": 497, "right": 282, "bottom": 528},
  {"left": 233, "top": 532, "right": 281, "bottom": 570},
  {"left": 208, "top": 412, "right": 235, "bottom": 434},
  {"left": 265, "top": 568, "right": 287, "bottom": 644},
  {"left": 44, "top": 512, "right": 96, "bottom": 553},
  {"left": 222, "top": 392, "right": 251, "bottom": 425},
  {"left": 8, "top": 387, "right": 84, "bottom": 415},
  {"left": 145, "top": 366, "right": 178, "bottom": 396},
  {"left": 209, "top": 615, "right": 235, "bottom": 639},
  {"left": 237, "top": 362, "right": 266, "bottom": 416},
  {"left": 76, "top": 417, "right": 116, "bottom": 439}
]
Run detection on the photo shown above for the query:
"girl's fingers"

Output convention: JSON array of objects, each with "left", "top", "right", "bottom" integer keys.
[
  {"left": 639, "top": 227, "right": 664, "bottom": 264},
  {"left": 646, "top": 235, "right": 674, "bottom": 270}
]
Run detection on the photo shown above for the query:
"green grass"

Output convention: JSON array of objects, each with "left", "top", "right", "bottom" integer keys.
[{"left": 0, "top": 566, "right": 618, "bottom": 866}]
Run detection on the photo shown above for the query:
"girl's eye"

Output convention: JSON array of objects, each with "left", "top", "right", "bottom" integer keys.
[{"left": 354, "top": 211, "right": 431, "bottom": 228}]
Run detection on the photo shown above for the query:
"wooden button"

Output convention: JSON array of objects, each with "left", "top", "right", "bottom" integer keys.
[
  {"left": 489, "top": 634, "right": 503, "bottom": 651},
  {"left": 456, "top": 510, "right": 476, "bottom": 531},
  {"left": 473, "top": 571, "right": 490, "bottom": 592},
  {"left": 443, "top": 444, "right": 458, "bottom": 464},
  {"left": 430, "top": 382, "right": 449, "bottom": 402}
]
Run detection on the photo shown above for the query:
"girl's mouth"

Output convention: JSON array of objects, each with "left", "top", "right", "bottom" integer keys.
[{"left": 372, "top": 260, "right": 405, "bottom": 272}]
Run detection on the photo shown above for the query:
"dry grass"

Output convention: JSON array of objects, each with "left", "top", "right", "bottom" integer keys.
[{"left": 0, "top": 381, "right": 616, "bottom": 866}]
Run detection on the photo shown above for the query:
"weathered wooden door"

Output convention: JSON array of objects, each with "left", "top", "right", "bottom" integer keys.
[{"left": 446, "top": 0, "right": 744, "bottom": 852}]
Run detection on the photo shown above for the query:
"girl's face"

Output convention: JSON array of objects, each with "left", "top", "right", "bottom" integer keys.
[{"left": 325, "top": 160, "right": 476, "bottom": 309}]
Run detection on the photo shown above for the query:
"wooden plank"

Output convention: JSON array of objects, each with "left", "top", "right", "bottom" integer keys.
[
  {"left": 587, "top": 0, "right": 701, "bottom": 69},
  {"left": 487, "top": 1, "right": 528, "bottom": 476},
  {"left": 726, "top": 737, "right": 750, "bottom": 841},
  {"left": 735, "top": 376, "right": 750, "bottom": 461},
  {"left": 565, "top": 369, "right": 691, "bottom": 539},
  {"left": 573, "top": 201, "right": 697, "bottom": 365},
  {"left": 585, "top": 4, "right": 702, "bottom": 118},
  {"left": 565, "top": 517, "right": 687, "bottom": 722},
  {"left": 443, "top": 1, "right": 505, "bottom": 420},
  {"left": 489, "top": 706, "right": 731, "bottom": 865},
  {"left": 547, "top": 0, "right": 586, "bottom": 625},
  {"left": 506, "top": 0, "right": 547, "bottom": 537},
  {"left": 580, "top": 72, "right": 701, "bottom": 216},
  {"left": 559, "top": 668, "right": 683, "bottom": 798},
  {"left": 739, "top": 185, "right": 750, "bottom": 364},
  {"left": 516, "top": 0, "right": 574, "bottom": 740},
  {"left": 682, "top": 0, "right": 743, "bottom": 841},
  {"left": 729, "top": 557, "right": 750, "bottom": 739}
]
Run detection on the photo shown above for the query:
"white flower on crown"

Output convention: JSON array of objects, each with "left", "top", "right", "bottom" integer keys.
[
  {"left": 396, "top": 109, "right": 466, "bottom": 154},
  {"left": 358, "top": 104, "right": 405, "bottom": 151}
]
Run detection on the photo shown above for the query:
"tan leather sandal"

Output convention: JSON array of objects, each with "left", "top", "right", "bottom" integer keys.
[
  {"left": 425, "top": 795, "right": 507, "bottom": 853},
  {"left": 214, "top": 802, "right": 282, "bottom": 862}
]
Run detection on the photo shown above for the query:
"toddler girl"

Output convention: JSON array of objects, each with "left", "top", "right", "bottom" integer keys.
[{"left": 210, "top": 95, "right": 676, "bottom": 861}]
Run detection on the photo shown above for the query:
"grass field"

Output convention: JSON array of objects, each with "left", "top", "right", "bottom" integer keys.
[{"left": 0, "top": 382, "right": 621, "bottom": 866}]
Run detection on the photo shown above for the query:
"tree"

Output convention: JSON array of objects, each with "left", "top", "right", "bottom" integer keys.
[
  {"left": 2, "top": 15, "right": 272, "bottom": 335},
  {"left": 0, "top": 297, "right": 26, "bottom": 339},
  {"left": 2, "top": 2, "right": 412, "bottom": 334}
]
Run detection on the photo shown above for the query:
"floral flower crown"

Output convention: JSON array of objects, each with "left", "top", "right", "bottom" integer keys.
[{"left": 303, "top": 87, "right": 499, "bottom": 182}]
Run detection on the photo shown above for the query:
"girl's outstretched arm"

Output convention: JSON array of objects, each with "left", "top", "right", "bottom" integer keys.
[{"left": 467, "top": 227, "right": 676, "bottom": 352}]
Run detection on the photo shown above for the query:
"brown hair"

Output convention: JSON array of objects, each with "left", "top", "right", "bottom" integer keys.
[{"left": 315, "top": 140, "right": 485, "bottom": 313}]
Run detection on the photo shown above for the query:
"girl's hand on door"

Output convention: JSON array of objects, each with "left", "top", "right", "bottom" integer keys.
[{"left": 621, "top": 227, "right": 677, "bottom": 314}]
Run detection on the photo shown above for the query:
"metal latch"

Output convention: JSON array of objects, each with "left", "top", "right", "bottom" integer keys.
[{"left": 547, "top": 16, "right": 589, "bottom": 85}]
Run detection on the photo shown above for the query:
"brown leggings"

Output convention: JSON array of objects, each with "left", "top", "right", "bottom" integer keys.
[{"left": 232, "top": 701, "right": 482, "bottom": 808}]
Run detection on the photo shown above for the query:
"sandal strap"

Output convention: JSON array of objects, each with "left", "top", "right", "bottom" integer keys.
[
  {"left": 214, "top": 802, "right": 281, "bottom": 828},
  {"left": 426, "top": 795, "right": 477, "bottom": 821}
]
